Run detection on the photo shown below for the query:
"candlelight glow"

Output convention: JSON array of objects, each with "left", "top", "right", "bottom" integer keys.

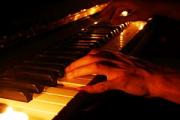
[{"left": 0, "top": 107, "right": 28, "bottom": 120}]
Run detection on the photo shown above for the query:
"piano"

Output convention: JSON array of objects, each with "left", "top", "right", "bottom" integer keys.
[{"left": 0, "top": 0, "right": 180, "bottom": 120}]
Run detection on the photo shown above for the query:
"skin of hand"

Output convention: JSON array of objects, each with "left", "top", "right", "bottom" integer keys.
[
  {"left": 65, "top": 49, "right": 180, "bottom": 104},
  {"left": 66, "top": 49, "right": 161, "bottom": 95}
]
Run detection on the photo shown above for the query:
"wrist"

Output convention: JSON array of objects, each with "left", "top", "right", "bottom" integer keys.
[
  {"left": 147, "top": 72, "right": 180, "bottom": 104},
  {"left": 146, "top": 74, "right": 165, "bottom": 98}
]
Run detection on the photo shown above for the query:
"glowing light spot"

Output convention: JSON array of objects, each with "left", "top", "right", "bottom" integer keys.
[
  {"left": 119, "top": 31, "right": 124, "bottom": 48},
  {"left": 120, "top": 10, "right": 129, "bottom": 17},
  {"left": 89, "top": 8, "right": 97, "bottom": 15},
  {"left": 131, "top": 21, "right": 147, "bottom": 30},
  {"left": 81, "top": 28, "right": 85, "bottom": 31},
  {"left": 148, "top": 17, "right": 152, "bottom": 21},
  {"left": 93, "top": 21, "right": 98, "bottom": 25},
  {"left": 0, "top": 107, "right": 29, "bottom": 120},
  {"left": 82, "top": 9, "right": 86, "bottom": 12}
]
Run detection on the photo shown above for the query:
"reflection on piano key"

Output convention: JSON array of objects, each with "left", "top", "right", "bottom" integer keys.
[
  {"left": 0, "top": 77, "right": 44, "bottom": 93},
  {"left": 44, "top": 86, "right": 78, "bottom": 97},
  {"left": 58, "top": 75, "right": 95, "bottom": 88},
  {"left": 0, "top": 90, "right": 33, "bottom": 102}
]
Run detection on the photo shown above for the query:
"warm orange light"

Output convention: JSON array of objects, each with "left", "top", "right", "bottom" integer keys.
[
  {"left": 0, "top": 106, "right": 29, "bottom": 120},
  {"left": 88, "top": 7, "right": 97, "bottom": 15},
  {"left": 131, "top": 21, "right": 147, "bottom": 30},
  {"left": 56, "top": 3, "right": 109, "bottom": 25},
  {"left": 119, "top": 21, "right": 147, "bottom": 49},
  {"left": 119, "top": 31, "right": 124, "bottom": 48}
]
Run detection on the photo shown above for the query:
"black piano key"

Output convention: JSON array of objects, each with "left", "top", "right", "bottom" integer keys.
[
  {"left": 30, "top": 56, "right": 71, "bottom": 66},
  {"left": 0, "top": 77, "right": 44, "bottom": 93},
  {"left": 42, "top": 50, "right": 84, "bottom": 57},
  {"left": 18, "top": 72, "right": 57, "bottom": 86},
  {"left": 90, "top": 24, "right": 125, "bottom": 34},
  {"left": 77, "top": 39, "right": 100, "bottom": 43},
  {"left": 80, "top": 27, "right": 116, "bottom": 37},
  {"left": 21, "top": 63, "right": 65, "bottom": 77},
  {"left": 0, "top": 89, "right": 33, "bottom": 102},
  {"left": 66, "top": 45, "right": 92, "bottom": 50},
  {"left": 75, "top": 33, "right": 109, "bottom": 43},
  {"left": 4, "top": 69, "right": 57, "bottom": 86},
  {"left": 73, "top": 42, "right": 98, "bottom": 48},
  {"left": 77, "top": 32, "right": 109, "bottom": 37},
  {"left": 89, "top": 26, "right": 119, "bottom": 34},
  {"left": 24, "top": 60, "right": 66, "bottom": 68},
  {"left": 14, "top": 65, "right": 59, "bottom": 78},
  {"left": 36, "top": 54, "right": 78, "bottom": 61},
  {"left": 95, "top": 22, "right": 127, "bottom": 30},
  {"left": 41, "top": 46, "right": 87, "bottom": 58},
  {"left": 49, "top": 46, "right": 90, "bottom": 55},
  {"left": 51, "top": 46, "right": 91, "bottom": 55},
  {"left": 14, "top": 64, "right": 63, "bottom": 77},
  {"left": 77, "top": 40, "right": 101, "bottom": 47}
]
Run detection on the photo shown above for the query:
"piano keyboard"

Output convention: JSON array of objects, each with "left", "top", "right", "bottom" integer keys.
[{"left": 0, "top": 22, "right": 127, "bottom": 120}]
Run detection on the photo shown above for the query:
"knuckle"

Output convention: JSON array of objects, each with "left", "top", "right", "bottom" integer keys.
[{"left": 88, "top": 54, "right": 102, "bottom": 61}]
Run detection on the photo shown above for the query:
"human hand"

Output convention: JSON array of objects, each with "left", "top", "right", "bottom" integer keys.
[{"left": 65, "top": 49, "right": 161, "bottom": 96}]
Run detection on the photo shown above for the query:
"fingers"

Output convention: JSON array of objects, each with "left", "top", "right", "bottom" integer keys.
[
  {"left": 65, "top": 49, "right": 101, "bottom": 72},
  {"left": 66, "top": 55, "right": 104, "bottom": 72},
  {"left": 78, "top": 81, "right": 112, "bottom": 93},
  {"left": 66, "top": 51, "right": 119, "bottom": 72},
  {"left": 66, "top": 62, "right": 120, "bottom": 80},
  {"left": 66, "top": 50, "right": 133, "bottom": 72}
]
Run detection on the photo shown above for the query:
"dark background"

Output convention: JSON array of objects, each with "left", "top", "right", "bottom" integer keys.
[{"left": 0, "top": 0, "right": 108, "bottom": 35}]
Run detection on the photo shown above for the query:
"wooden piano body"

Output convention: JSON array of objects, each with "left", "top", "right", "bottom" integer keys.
[{"left": 0, "top": 0, "right": 180, "bottom": 120}]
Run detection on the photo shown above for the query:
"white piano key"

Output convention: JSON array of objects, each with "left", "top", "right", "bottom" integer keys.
[
  {"left": 44, "top": 86, "right": 78, "bottom": 97},
  {"left": 33, "top": 92, "right": 72, "bottom": 106},
  {"left": 0, "top": 75, "right": 97, "bottom": 120},
  {"left": 0, "top": 75, "right": 96, "bottom": 120},
  {"left": 0, "top": 98, "right": 65, "bottom": 120},
  {"left": 58, "top": 75, "right": 95, "bottom": 88}
]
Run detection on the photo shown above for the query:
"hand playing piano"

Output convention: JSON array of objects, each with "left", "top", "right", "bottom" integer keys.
[
  {"left": 65, "top": 49, "right": 157, "bottom": 95},
  {"left": 65, "top": 49, "right": 180, "bottom": 104}
]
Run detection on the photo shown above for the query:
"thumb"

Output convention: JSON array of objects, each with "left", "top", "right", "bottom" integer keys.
[{"left": 78, "top": 81, "right": 112, "bottom": 94}]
